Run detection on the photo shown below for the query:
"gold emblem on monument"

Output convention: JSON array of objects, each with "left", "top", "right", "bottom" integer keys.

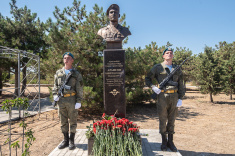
[{"left": 110, "top": 89, "right": 120, "bottom": 96}]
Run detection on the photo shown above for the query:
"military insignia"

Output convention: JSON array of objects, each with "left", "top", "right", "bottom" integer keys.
[{"left": 110, "top": 89, "right": 120, "bottom": 96}]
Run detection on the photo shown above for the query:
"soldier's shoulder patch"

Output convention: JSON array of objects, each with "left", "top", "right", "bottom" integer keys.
[
  {"left": 72, "top": 70, "right": 82, "bottom": 79},
  {"left": 56, "top": 68, "right": 63, "bottom": 72},
  {"left": 153, "top": 63, "right": 162, "bottom": 69},
  {"left": 72, "top": 70, "right": 79, "bottom": 76},
  {"left": 56, "top": 69, "right": 64, "bottom": 77}
]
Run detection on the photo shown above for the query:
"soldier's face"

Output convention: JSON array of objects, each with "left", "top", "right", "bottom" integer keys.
[
  {"left": 108, "top": 9, "right": 119, "bottom": 22},
  {"left": 163, "top": 51, "right": 174, "bottom": 60},
  {"left": 63, "top": 55, "right": 74, "bottom": 66}
]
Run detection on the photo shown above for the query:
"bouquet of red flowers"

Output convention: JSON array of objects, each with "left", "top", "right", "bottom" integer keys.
[
  {"left": 86, "top": 113, "right": 142, "bottom": 156},
  {"left": 92, "top": 113, "right": 139, "bottom": 135}
]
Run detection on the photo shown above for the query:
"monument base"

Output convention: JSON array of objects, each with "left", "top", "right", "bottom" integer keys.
[
  {"left": 106, "top": 42, "right": 122, "bottom": 49},
  {"left": 103, "top": 49, "right": 126, "bottom": 118}
]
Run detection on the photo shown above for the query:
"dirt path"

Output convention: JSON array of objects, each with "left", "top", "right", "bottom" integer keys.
[{"left": 0, "top": 87, "right": 234, "bottom": 156}]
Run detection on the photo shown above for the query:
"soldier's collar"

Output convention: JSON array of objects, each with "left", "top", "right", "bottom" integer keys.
[{"left": 161, "top": 62, "right": 175, "bottom": 68}]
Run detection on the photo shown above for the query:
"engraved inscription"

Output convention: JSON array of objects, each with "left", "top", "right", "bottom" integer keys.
[{"left": 105, "top": 60, "right": 124, "bottom": 87}]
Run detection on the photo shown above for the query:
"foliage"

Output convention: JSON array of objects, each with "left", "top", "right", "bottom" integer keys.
[
  {"left": 1, "top": 97, "right": 29, "bottom": 113},
  {"left": 22, "top": 129, "right": 36, "bottom": 156},
  {"left": 194, "top": 46, "right": 224, "bottom": 102},
  {"left": 81, "top": 86, "right": 98, "bottom": 108},
  {"left": 11, "top": 141, "right": 20, "bottom": 156},
  {"left": 86, "top": 113, "right": 142, "bottom": 156},
  {"left": 1, "top": 97, "right": 35, "bottom": 156},
  {"left": 42, "top": 1, "right": 113, "bottom": 108},
  {"left": 0, "top": 0, "right": 48, "bottom": 95},
  {"left": 173, "top": 47, "right": 195, "bottom": 85},
  {"left": 216, "top": 41, "right": 235, "bottom": 99},
  {"left": 1, "top": 0, "right": 47, "bottom": 55},
  {"left": 1, "top": 0, "right": 234, "bottom": 105},
  {"left": 125, "top": 42, "right": 166, "bottom": 104}
]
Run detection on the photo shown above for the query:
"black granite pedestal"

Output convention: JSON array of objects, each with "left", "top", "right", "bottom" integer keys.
[{"left": 103, "top": 49, "right": 126, "bottom": 118}]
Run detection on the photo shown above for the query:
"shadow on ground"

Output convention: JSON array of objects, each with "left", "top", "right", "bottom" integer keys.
[
  {"left": 177, "top": 107, "right": 201, "bottom": 121},
  {"left": 126, "top": 103, "right": 201, "bottom": 122},
  {"left": 179, "top": 150, "right": 235, "bottom": 156},
  {"left": 214, "top": 101, "right": 235, "bottom": 105},
  {"left": 126, "top": 103, "right": 158, "bottom": 122}
]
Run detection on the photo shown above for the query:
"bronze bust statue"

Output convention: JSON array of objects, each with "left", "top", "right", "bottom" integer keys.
[{"left": 97, "top": 4, "right": 131, "bottom": 49}]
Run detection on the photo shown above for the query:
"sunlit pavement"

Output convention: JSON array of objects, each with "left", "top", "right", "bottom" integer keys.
[{"left": 49, "top": 129, "right": 181, "bottom": 156}]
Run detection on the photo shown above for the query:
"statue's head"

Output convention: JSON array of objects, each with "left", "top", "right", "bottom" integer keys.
[{"left": 106, "top": 4, "right": 120, "bottom": 22}]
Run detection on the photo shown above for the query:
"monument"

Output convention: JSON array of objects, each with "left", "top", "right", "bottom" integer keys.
[{"left": 98, "top": 4, "right": 131, "bottom": 118}]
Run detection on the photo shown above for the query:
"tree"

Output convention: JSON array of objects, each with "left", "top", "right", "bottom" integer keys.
[
  {"left": 173, "top": 47, "right": 195, "bottom": 86},
  {"left": 43, "top": 0, "right": 128, "bottom": 108},
  {"left": 0, "top": 0, "right": 47, "bottom": 95},
  {"left": 0, "top": 14, "right": 13, "bottom": 95},
  {"left": 194, "top": 46, "right": 223, "bottom": 102},
  {"left": 216, "top": 41, "right": 235, "bottom": 100}
]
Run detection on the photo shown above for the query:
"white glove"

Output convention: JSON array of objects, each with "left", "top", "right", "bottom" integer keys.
[
  {"left": 177, "top": 99, "right": 182, "bottom": 107},
  {"left": 75, "top": 103, "right": 81, "bottom": 109},
  {"left": 152, "top": 86, "right": 161, "bottom": 94},
  {"left": 53, "top": 95, "right": 59, "bottom": 101}
]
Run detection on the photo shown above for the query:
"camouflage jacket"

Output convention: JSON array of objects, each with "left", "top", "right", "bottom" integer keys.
[
  {"left": 145, "top": 62, "right": 185, "bottom": 99},
  {"left": 52, "top": 67, "right": 83, "bottom": 103}
]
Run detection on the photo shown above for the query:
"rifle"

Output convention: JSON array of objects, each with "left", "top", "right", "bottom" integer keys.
[
  {"left": 151, "top": 58, "right": 188, "bottom": 99},
  {"left": 52, "top": 62, "right": 79, "bottom": 107}
]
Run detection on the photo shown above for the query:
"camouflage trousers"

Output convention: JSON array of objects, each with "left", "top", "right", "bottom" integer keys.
[
  {"left": 157, "top": 92, "right": 178, "bottom": 134},
  {"left": 58, "top": 96, "right": 78, "bottom": 133}
]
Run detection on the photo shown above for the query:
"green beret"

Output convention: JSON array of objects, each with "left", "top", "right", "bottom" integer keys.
[
  {"left": 106, "top": 4, "right": 119, "bottom": 16},
  {"left": 63, "top": 52, "right": 74, "bottom": 59},
  {"left": 163, "top": 48, "right": 173, "bottom": 55}
]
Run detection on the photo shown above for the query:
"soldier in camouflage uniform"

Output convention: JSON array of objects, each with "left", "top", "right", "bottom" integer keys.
[
  {"left": 145, "top": 48, "right": 185, "bottom": 152},
  {"left": 52, "top": 52, "right": 83, "bottom": 150}
]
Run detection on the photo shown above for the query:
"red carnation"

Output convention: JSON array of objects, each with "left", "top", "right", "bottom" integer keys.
[
  {"left": 117, "top": 125, "right": 122, "bottom": 128},
  {"left": 93, "top": 122, "right": 98, "bottom": 128}
]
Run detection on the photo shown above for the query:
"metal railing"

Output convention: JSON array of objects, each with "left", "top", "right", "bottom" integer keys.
[{"left": 0, "top": 46, "right": 40, "bottom": 155}]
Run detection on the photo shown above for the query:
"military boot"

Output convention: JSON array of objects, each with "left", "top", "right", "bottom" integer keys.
[
  {"left": 161, "top": 134, "right": 168, "bottom": 151},
  {"left": 69, "top": 133, "right": 76, "bottom": 150},
  {"left": 167, "top": 134, "right": 177, "bottom": 152},
  {"left": 58, "top": 132, "right": 69, "bottom": 149}
]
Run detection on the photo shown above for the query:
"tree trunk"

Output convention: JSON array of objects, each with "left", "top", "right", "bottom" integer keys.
[
  {"left": 0, "top": 69, "right": 2, "bottom": 95},
  {"left": 230, "top": 89, "right": 232, "bottom": 100},
  {"left": 14, "top": 66, "right": 19, "bottom": 97},
  {"left": 21, "top": 64, "right": 26, "bottom": 96},
  {"left": 210, "top": 93, "right": 214, "bottom": 103}
]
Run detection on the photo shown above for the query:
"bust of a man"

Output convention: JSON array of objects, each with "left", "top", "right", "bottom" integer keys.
[{"left": 97, "top": 4, "right": 131, "bottom": 49}]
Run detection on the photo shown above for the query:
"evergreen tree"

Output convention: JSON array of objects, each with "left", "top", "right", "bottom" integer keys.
[
  {"left": 173, "top": 47, "right": 194, "bottom": 86},
  {"left": 216, "top": 41, "right": 235, "bottom": 100},
  {"left": 194, "top": 46, "right": 223, "bottom": 102},
  {"left": 0, "top": 0, "right": 47, "bottom": 95},
  {"left": 43, "top": 0, "right": 128, "bottom": 108}
]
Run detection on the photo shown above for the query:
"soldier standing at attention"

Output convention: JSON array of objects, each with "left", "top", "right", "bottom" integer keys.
[
  {"left": 53, "top": 52, "right": 83, "bottom": 150},
  {"left": 145, "top": 48, "right": 185, "bottom": 152}
]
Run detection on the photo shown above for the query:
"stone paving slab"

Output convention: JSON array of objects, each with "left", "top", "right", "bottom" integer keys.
[{"left": 49, "top": 129, "right": 181, "bottom": 156}]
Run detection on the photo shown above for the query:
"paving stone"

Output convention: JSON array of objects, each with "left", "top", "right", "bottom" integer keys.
[{"left": 49, "top": 129, "right": 181, "bottom": 156}]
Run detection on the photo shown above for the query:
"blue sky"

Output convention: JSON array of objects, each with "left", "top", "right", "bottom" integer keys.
[{"left": 0, "top": 0, "right": 234, "bottom": 54}]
